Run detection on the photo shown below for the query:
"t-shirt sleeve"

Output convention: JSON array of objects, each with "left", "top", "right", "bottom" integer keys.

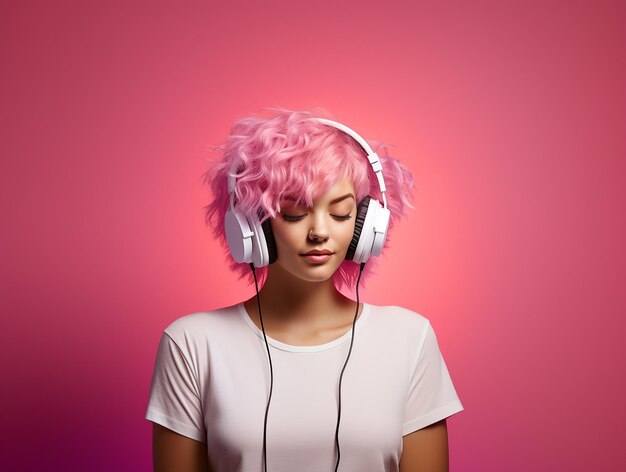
[
  {"left": 145, "top": 331, "right": 206, "bottom": 442},
  {"left": 402, "top": 321, "right": 464, "bottom": 436}
]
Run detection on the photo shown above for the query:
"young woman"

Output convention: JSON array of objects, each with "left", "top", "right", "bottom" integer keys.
[{"left": 146, "top": 109, "right": 463, "bottom": 472}]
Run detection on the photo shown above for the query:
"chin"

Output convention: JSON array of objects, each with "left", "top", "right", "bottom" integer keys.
[
  {"left": 283, "top": 262, "right": 340, "bottom": 283},
  {"left": 294, "top": 268, "right": 335, "bottom": 282}
]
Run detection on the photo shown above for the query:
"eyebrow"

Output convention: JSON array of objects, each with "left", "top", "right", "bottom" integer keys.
[
  {"left": 282, "top": 193, "right": 355, "bottom": 204},
  {"left": 329, "top": 193, "right": 356, "bottom": 204}
]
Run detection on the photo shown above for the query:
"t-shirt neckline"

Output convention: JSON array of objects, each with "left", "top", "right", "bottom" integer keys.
[{"left": 237, "top": 301, "right": 371, "bottom": 353}]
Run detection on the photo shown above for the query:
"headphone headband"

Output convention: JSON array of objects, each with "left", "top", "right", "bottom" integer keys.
[{"left": 312, "top": 118, "right": 388, "bottom": 209}]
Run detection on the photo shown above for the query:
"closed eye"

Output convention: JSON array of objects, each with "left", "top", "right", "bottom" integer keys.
[
  {"left": 281, "top": 214, "right": 305, "bottom": 222},
  {"left": 281, "top": 213, "right": 352, "bottom": 223}
]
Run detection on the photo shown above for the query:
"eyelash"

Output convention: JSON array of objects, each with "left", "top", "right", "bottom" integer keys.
[{"left": 281, "top": 213, "right": 353, "bottom": 223}]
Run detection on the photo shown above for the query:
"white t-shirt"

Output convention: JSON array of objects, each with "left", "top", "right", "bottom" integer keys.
[{"left": 145, "top": 302, "right": 463, "bottom": 472}]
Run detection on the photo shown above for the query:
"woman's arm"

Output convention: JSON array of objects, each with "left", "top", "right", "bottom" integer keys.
[
  {"left": 152, "top": 423, "right": 213, "bottom": 472},
  {"left": 399, "top": 419, "right": 449, "bottom": 472}
]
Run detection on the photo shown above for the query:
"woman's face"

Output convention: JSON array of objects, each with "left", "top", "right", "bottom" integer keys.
[{"left": 270, "top": 178, "right": 358, "bottom": 283}]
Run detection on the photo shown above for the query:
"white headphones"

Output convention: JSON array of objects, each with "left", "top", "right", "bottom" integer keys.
[{"left": 224, "top": 118, "right": 391, "bottom": 267}]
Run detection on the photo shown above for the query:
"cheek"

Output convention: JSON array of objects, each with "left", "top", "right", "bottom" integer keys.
[
  {"left": 338, "top": 221, "right": 357, "bottom": 244},
  {"left": 270, "top": 222, "right": 301, "bottom": 249}
]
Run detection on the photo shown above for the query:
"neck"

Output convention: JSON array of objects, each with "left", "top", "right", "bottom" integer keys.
[{"left": 247, "top": 264, "right": 355, "bottom": 327}]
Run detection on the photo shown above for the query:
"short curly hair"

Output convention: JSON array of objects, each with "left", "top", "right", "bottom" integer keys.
[{"left": 202, "top": 107, "right": 415, "bottom": 291}]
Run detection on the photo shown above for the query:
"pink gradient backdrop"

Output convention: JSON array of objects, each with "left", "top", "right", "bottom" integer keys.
[{"left": 2, "top": 1, "right": 625, "bottom": 470}]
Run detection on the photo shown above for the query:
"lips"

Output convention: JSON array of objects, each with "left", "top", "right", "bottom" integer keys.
[
  {"left": 302, "top": 249, "right": 333, "bottom": 255},
  {"left": 300, "top": 249, "right": 334, "bottom": 264}
]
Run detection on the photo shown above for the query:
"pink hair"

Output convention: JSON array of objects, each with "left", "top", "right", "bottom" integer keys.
[{"left": 202, "top": 108, "right": 415, "bottom": 292}]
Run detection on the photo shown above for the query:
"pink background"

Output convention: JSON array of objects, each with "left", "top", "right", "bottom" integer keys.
[{"left": 2, "top": 1, "right": 625, "bottom": 470}]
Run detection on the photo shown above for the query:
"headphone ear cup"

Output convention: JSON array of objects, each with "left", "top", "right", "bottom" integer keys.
[
  {"left": 260, "top": 214, "right": 278, "bottom": 264},
  {"left": 346, "top": 196, "right": 371, "bottom": 261},
  {"left": 224, "top": 208, "right": 254, "bottom": 263}
]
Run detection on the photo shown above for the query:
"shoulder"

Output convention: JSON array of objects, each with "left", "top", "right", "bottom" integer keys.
[
  {"left": 364, "top": 303, "right": 433, "bottom": 350},
  {"left": 160, "top": 303, "right": 243, "bottom": 351},
  {"left": 367, "top": 303, "right": 431, "bottom": 332}
]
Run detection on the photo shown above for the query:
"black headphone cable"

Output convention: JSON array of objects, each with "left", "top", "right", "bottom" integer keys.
[
  {"left": 250, "top": 263, "right": 274, "bottom": 472},
  {"left": 333, "top": 261, "right": 365, "bottom": 472}
]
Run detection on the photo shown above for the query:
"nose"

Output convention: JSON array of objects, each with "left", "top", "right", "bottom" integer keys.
[{"left": 308, "top": 216, "right": 330, "bottom": 241}]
